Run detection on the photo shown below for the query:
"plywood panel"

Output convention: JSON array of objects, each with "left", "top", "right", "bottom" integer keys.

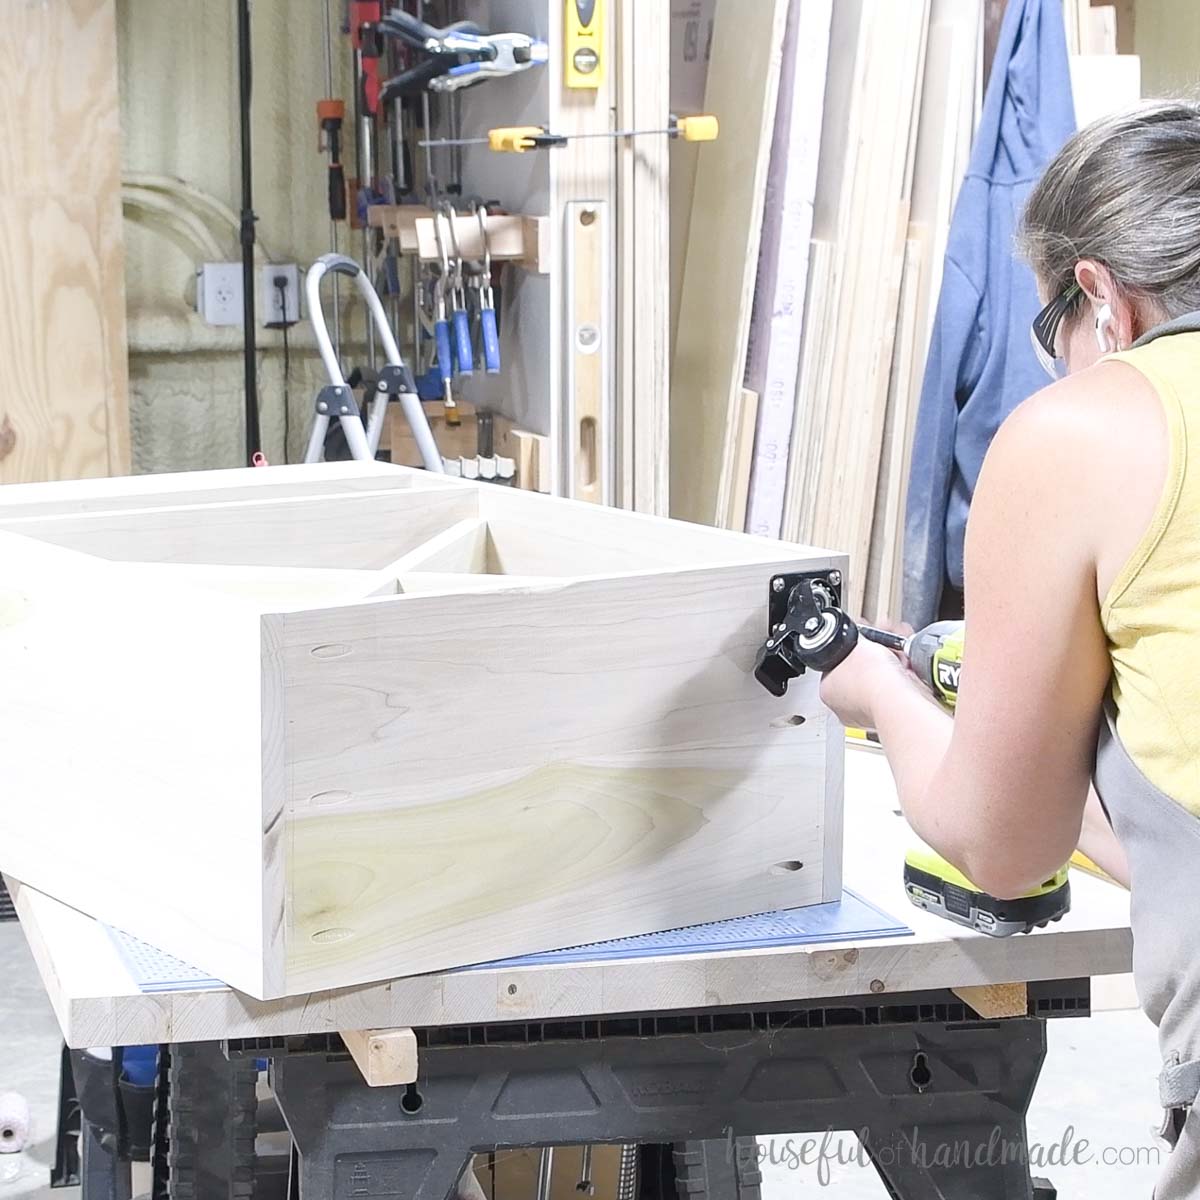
[
  {"left": 276, "top": 560, "right": 840, "bottom": 995},
  {"left": 669, "top": 0, "right": 788, "bottom": 527},
  {"left": 0, "top": 463, "right": 845, "bottom": 999},
  {"left": 0, "top": 487, "right": 480, "bottom": 569},
  {"left": 0, "top": 0, "right": 129, "bottom": 482}
]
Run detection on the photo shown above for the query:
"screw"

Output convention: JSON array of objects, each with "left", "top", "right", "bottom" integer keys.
[
  {"left": 772, "top": 578, "right": 785, "bottom": 593},
  {"left": 317, "top": 402, "right": 328, "bottom": 414},
  {"left": 804, "top": 617, "right": 820, "bottom": 633},
  {"left": 766, "top": 639, "right": 775, "bottom": 649},
  {"left": 829, "top": 571, "right": 842, "bottom": 586}
]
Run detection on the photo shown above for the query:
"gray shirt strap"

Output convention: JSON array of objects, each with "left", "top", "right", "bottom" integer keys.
[{"left": 1160, "top": 1053, "right": 1200, "bottom": 1108}]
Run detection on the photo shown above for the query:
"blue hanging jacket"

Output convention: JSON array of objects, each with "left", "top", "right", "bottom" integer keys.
[{"left": 901, "top": 0, "right": 1077, "bottom": 626}]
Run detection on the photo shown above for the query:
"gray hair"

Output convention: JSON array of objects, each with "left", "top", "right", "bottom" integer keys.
[{"left": 1018, "top": 100, "right": 1200, "bottom": 318}]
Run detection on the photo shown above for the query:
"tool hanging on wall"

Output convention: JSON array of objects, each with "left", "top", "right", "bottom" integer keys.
[
  {"left": 472, "top": 201, "right": 501, "bottom": 375},
  {"left": 317, "top": 98, "right": 348, "bottom": 223},
  {"left": 419, "top": 113, "right": 719, "bottom": 154},
  {"left": 375, "top": 9, "right": 549, "bottom": 100},
  {"left": 304, "top": 253, "right": 443, "bottom": 471},
  {"left": 442, "top": 203, "right": 474, "bottom": 378},
  {"left": 319, "top": 0, "right": 345, "bottom": 359},
  {"left": 429, "top": 208, "right": 461, "bottom": 425},
  {"left": 564, "top": 0, "right": 605, "bottom": 88}
]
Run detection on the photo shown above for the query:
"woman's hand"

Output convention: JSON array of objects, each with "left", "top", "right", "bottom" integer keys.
[{"left": 818, "top": 635, "right": 913, "bottom": 730}]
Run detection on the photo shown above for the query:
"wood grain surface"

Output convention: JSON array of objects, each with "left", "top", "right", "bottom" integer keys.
[
  {"left": 5, "top": 748, "right": 1134, "bottom": 1049},
  {"left": 274, "top": 558, "right": 840, "bottom": 994},
  {"left": 1, "top": 464, "right": 845, "bottom": 1000},
  {"left": 0, "top": 0, "right": 129, "bottom": 482}
]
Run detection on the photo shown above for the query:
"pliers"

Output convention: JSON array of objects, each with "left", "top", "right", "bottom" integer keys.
[{"left": 376, "top": 9, "right": 549, "bottom": 100}]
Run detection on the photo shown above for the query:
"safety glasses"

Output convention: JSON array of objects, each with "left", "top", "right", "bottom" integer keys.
[{"left": 1030, "top": 281, "right": 1083, "bottom": 380}]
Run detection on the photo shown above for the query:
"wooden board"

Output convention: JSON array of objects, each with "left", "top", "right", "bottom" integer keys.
[
  {"left": 669, "top": 0, "right": 788, "bottom": 528},
  {"left": 793, "top": 1, "right": 930, "bottom": 613},
  {"left": 742, "top": 0, "right": 834, "bottom": 540},
  {"left": 0, "top": 463, "right": 845, "bottom": 1000},
  {"left": 725, "top": 388, "right": 760, "bottom": 535},
  {"left": 6, "top": 747, "right": 1135, "bottom": 1049},
  {"left": 668, "top": 0, "right": 718, "bottom": 365},
  {"left": 616, "top": 0, "right": 670, "bottom": 517},
  {"left": 863, "top": 0, "right": 981, "bottom": 620},
  {"left": 864, "top": 239, "right": 923, "bottom": 621},
  {"left": 0, "top": 0, "right": 129, "bottom": 483}
]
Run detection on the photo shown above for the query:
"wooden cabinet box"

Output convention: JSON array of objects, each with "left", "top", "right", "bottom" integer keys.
[{"left": 0, "top": 463, "right": 845, "bottom": 1000}]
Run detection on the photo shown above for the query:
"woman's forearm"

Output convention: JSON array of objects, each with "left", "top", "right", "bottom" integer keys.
[{"left": 865, "top": 669, "right": 956, "bottom": 845}]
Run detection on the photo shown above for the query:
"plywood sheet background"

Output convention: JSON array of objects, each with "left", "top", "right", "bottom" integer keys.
[{"left": 0, "top": 0, "right": 129, "bottom": 483}]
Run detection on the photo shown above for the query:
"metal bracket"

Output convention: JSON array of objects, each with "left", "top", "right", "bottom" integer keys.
[
  {"left": 375, "top": 361, "right": 419, "bottom": 400},
  {"left": 314, "top": 384, "right": 356, "bottom": 417}
]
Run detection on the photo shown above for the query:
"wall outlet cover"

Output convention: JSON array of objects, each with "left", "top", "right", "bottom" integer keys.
[
  {"left": 197, "top": 263, "right": 245, "bottom": 327},
  {"left": 261, "top": 264, "right": 302, "bottom": 327}
]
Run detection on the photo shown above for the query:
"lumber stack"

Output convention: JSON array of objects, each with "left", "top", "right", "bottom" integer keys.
[{"left": 672, "top": 0, "right": 1138, "bottom": 621}]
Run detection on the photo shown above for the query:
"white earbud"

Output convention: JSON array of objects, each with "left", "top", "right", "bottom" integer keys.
[{"left": 1095, "top": 303, "right": 1115, "bottom": 353}]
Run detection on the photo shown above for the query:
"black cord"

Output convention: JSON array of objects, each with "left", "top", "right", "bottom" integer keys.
[
  {"left": 236, "top": 0, "right": 260, "bottom": 462},
  {"left": 275, "top": 280, "right": 291, "bottom": 464}
]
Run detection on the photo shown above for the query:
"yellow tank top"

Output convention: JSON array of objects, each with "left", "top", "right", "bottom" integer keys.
[{"left": 1102, "top": 332, "right": 1200, "bottom": 817}]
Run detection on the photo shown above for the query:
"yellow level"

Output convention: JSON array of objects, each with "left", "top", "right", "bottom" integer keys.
[{"left": 565, "top": 0, "right": 605, "bottom": 89}]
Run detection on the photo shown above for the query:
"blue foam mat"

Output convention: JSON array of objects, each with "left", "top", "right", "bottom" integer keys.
[{"left": 106, "top": 890, "right": 911, "bottom": 995}]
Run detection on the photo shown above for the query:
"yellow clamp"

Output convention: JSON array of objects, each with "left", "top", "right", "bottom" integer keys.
[
  {"left": 487, "top": 126, "right": 549, "bottom": 154},
  {"left": 672, "top": 114, "right": 719, "bottom": 143}
]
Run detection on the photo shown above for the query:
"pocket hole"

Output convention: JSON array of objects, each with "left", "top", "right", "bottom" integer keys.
[
  {"left": 770, "top": 860, "right": 804, "bottom": 875},
  {"left": 308, "top": 789, "right": 352, "bottom": 807},
  {"left": 910, "top": 1052, "right": 932, "bottom": 1092},
  {"left": 311, "top": 926, "right": 353, "bottom": 944},
  {"left": 771, "top": 714, "right": 807, "bottom": 729},
  {"left": 310, "top": 643, "right": 351, "bottom": 659},
  {"left": 400, "top": 1084, "right": 424, "bottom": 1114}
]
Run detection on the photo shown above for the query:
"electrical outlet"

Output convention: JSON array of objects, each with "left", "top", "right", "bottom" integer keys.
[
  {"left": 197, "top": 263, "right": 245, "bottom": 327},
  {"left": 261, "top": 264, "right": 302, "bottom": 328}
]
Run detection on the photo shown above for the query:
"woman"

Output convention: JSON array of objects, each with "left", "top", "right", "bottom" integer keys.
[{"left": 819, "top": 100, "right": 1200, "bottom": 1197}]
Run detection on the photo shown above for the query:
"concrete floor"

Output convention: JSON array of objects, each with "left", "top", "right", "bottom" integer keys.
[
  {"left": 0, "top": 921, "right": 1167, "bottom": 1199},
  {"left": 0, "top": 924, "right": 71, "bottom": 1199}
]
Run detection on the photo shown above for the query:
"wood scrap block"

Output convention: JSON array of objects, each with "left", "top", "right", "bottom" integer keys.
[
  {"left": 340, "top": 1027, "right": 418, "bottom": 1087},
  {"left": 0, "top": 463, "right": 846, "bottom": 1000},
  {"left": 952, "top": 982, "right": 1028, "bottom": 1019}
]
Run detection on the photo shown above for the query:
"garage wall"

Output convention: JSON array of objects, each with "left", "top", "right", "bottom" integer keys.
[
  {"left": 117, "top": 0, "right": 359, "bottom": 472},
  {"left": 1134, "top": 0, "right": 1200, "bottom": 95}
]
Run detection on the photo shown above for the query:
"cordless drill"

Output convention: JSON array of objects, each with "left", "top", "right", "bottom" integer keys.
[
  {"left": 753, "top": 573, "right": 1070, "bottom": 938},
  {"left": 858, "top": 620, "right": 964, "bottom": 709}
]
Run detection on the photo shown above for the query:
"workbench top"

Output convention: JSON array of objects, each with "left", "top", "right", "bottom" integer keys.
[{"left": 9, "top": 747, "right": 1133, "bottom": 1048}]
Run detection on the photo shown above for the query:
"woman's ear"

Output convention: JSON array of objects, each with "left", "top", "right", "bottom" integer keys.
[{"left": 1074, "top": 259, "right": 1132, "bottom": 349}]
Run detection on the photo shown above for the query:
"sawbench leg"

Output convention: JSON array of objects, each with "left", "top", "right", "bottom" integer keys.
[
  {"left": 264, "top": 992, "right": 1059, "bottom": 1200},
  {"left": 80, "top": 1121, "right": 132, "bottom": 1200}
]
